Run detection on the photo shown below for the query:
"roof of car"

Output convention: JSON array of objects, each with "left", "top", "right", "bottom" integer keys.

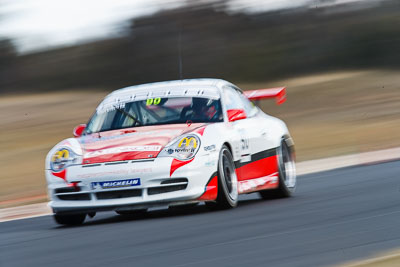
[
  {"left": 97, "top": 79, "right": 234, "bottom": 113},
  {"left": 111, "top": 78, "right": 232, "bottom": 95}
]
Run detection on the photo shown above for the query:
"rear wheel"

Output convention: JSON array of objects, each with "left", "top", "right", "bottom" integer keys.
[
  {"left": 259, "top": 140, "right": 296, "bottom": 199},
  {"left": 53, "top": 213, "right": 86, "bottom": 226},
  {"left": 206, "top": 145, "right": 238, "bottom": 210}
]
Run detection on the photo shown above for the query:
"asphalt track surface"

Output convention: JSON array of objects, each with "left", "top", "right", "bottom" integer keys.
[{"left": 1, "top": 161, "right": 400, "bottom": 267}]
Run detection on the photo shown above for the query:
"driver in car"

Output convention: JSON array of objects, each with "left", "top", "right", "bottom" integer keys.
[{"left": 181, "top": 98, "right": 221, "bottom": 122}]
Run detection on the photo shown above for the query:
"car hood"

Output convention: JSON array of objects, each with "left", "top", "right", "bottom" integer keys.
[{"left": 78, "top": 123, "right": 205, "bottom": 164}]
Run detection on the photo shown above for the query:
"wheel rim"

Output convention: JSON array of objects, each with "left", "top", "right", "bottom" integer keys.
[
  {"left": 220, "top": 150, "right": 238, "bottom": 201},
  {"left": 279, "top": 143, "right": 296, "bottom": 190}
]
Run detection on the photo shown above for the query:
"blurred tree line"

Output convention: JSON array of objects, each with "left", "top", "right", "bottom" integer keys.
[{"left": 0, "top": 0, "right": 399, "bottom": 93}]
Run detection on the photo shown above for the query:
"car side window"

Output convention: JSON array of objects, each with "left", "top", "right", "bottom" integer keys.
[
  {"left": 224, "top": 87, "right": 245, "bottom": 111},
  {"left": 238, "top": 91, "right": 258, "bottom": 117},
  {"left": 224, "top": 86, "right": 257, "bottom": 117}
]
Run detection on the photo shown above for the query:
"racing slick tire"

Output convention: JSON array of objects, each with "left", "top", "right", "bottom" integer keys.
[
  {"left": 53, "top": 213, "right": 86, "bottom": 226},
  {"left": 259, "top": 139, "right": 296, "bottom": 199},
  {"left": 206, "top": 145, "right": 238, "bottom": 210}
]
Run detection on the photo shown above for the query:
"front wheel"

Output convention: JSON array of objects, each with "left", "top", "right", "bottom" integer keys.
[
  {"left": 53, "top": 213, "right": 86, "bottom": 226},
  {"left": 206, "top": 145, "right": 238, "bottom": 210},
  {"left": 259, "top": 140, "right": 296, "bottom": 199}
]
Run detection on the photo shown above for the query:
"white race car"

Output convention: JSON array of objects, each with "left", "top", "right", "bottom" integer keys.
[{"left": 46, "top": 79, "right": 296, "bottom": 225}]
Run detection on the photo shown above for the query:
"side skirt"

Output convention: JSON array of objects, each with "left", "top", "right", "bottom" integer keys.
[{"left": 238, "top": 172, "right": 279, "bottom": 194}]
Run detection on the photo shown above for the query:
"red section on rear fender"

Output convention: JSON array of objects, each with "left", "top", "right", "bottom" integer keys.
[
  {"left": 235, "top": 154, "right": 280, "bottom": 194},
  {"left": 236, "top": 155, "right": 278, "bottom": 181}
]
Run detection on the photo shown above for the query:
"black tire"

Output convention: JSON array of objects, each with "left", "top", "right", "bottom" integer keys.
[
  {"left": 115, "top": 209, "right": 147, "bottom": 216},
  {"left": 53, "top": 213, "right": 86, "bottom": 226},
  {"left": 206, "top": 145, "right": 238, "bottom": 210},
  {"left": 259, "top": 140, "right": 296, "bottom": 199}
]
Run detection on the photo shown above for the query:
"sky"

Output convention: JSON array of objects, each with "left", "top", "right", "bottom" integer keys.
[
  {"left": 0, "top": 0, "right": 185, "bottom": 53},
  {"left": 0, "top": 0, "right": 373, "bottom": 53}
]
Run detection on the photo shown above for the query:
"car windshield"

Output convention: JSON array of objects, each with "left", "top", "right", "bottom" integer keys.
[{"left": 85, "top": 96, "right": 223, "bottom": 133}]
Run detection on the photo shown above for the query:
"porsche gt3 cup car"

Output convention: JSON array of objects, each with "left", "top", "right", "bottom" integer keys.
[{"left": 45, "top": 79, "right": 296, "bottom": 225}]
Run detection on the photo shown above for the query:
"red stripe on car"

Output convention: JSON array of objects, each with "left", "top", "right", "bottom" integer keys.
[
  {"left": 52, "top": 169, "right": 67, "bottom": 181},
  {"left": 170, "top": 158, "right": 194, "bottom": 176},
  {"left": 198, "top": 175, "right": 218, "bottom": 201},
  {"left": 236, "top": 155, "right": 278, "bottom": 181}
]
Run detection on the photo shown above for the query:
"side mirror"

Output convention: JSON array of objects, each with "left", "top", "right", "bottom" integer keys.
[
  {"left": 73, "top": 124, "right": 86, "bottom": 137},
  {"left": 227, "top": 109, "right": 247, "bottom": 122}
]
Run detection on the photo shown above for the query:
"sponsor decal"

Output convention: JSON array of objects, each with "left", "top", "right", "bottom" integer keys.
[
  {"left": 80, "top": 129, "right": 182, "bottom": 144},
  {"left": 171, "top": 147, "right": 196, "bottom": 153},
  {"left": 50, "top": 147, "right": 77, "bottom": 172},
  {"left": 99, "top": 103, "right": 126, "bottom": 114},
  {"left": 163, "top": 136, "right": 199, "bottom": 154},
  {"left": 85, "top": 146, "right": 162, "bottom": 158},
  {"left": 91, "top": 178, "right": 140, "bottom": 190},
  {"left": 204, "top": 144, "right": 216, "bottom": 152},
  {"left": 76, "top": 167, "right": 152, "bottom": 179},
  {"left": 178, "top": 137, "right": 198, "bottom": 148},
  {"left": 51, "top": 148, "right": 70, "bottom": 163}
]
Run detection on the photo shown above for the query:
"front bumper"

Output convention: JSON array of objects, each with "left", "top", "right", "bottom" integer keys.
[{"left": 46, "top": 155, "right": 218, "bottom": 214}]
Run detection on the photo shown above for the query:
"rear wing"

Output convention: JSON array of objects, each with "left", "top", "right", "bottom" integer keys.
[{"left": 243, "top": 87, "right": 286, "bottom": 105}]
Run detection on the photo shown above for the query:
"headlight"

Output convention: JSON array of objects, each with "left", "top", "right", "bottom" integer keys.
[
  {"left": 158, "top": 134, "right": 201, "bottom": 160},
  {"left": 50, "top": 147, "right": 79, "bottom": 172}
]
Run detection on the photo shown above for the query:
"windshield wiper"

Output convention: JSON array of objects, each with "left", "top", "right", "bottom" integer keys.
[{"left": 114, "top": 106, "right": 142, "bottom": 126}]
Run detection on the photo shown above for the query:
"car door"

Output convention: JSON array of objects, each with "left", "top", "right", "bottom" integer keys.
[
  {"left": 223, "top": 86, "right": 259, "bottom": 181},
  {"left": 224, "top": 86, "right": 278, "bottom": 184}
]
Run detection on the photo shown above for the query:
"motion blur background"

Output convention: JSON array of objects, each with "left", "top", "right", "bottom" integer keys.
[{"left": 1, "top": 0, "right": 400, "bottom": 206}]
